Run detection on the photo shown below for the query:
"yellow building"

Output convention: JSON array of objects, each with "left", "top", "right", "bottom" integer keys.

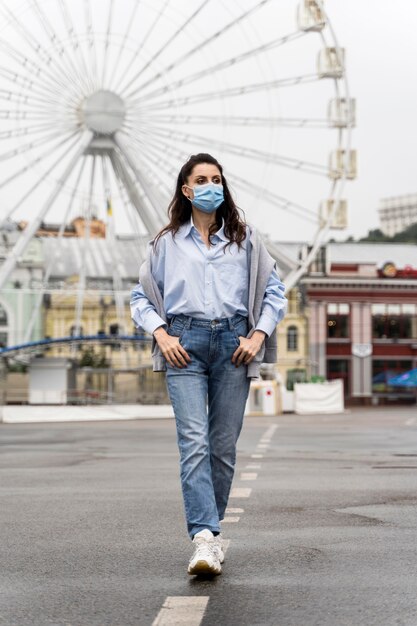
[{"left": 276, "top": 288, "right": 309, "bottom": 389}]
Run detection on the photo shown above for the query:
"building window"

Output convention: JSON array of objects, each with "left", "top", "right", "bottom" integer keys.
[
  {"left": 327, "top": 303, "right": 349, "bottom": 338},
  {"left": 372, "top": 360, "right": 413, "bottom": 394},
  {"left": 287, "top": 325, "right": 298, "bottom": 351},
  {"left": 327, "top": 359, "right": 350, "bottom": 395},
  {"left": 372, "top": 304, "right": 416, "bottom": 339},
  {"left": 69, "top": 325, "right": 83, "bottom": 337}
]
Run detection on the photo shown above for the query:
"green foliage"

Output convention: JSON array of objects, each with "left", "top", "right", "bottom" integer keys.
[
  {"left": 358, "top": 223, "right": 417, "bottom": 243},
  {"left": 78, "top": 347, "right": 109, "bottom": 368}
]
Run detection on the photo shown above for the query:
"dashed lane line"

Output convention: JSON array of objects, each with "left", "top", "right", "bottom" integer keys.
[
  {"left": 250, "top": 453, "right": 264, "bottom": 459},
  {"left": 226, "top": 507, "right": 244, "bottom": 513},
  {"left": 240, "top": 472, "right": 258, "bottom": 481},
  {"left": 222, "top": 516, "right": 240, "bottom": 523},
  {"left": 246, "top": 463, "right": 261, "bottom": 469},
  {"left": 230, "top": 487, "right": 252, "bottom": 498},
  {"left": 405, "top": 417, "right": 416, "bottom": 426},
  {"left": 152, "top": 597, "right": 209, "bottom": 626}
]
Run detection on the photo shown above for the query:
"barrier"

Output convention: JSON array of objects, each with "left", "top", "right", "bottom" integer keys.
[{"left": 245, "top": 380, "right": 281, "bottom": 416}]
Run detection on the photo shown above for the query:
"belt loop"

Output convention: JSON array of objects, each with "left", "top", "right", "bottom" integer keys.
[
  {"left": 228, "top": 317, "right": 234, "bottom": 330},
  {"left": 185, "top": 316, "right": 192, "bottom": 329},
  {"left": 170, "top": 315, "right": 176, "bottom": 326}
]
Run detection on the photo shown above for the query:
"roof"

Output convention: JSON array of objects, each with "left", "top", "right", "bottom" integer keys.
[
  {"left": 41, "top": 236, "right": 149, "bottom": 279},
  {"left": 328, "top": 243, "right": 417, "bottom": 268}
]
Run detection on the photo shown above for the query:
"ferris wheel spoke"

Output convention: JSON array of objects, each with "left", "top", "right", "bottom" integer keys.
[
  {"left": 0, "top": 65, "right": 68, "bottom": 105},
  {"left": 119, "top": 132, "right": 174, "bottom": 202},
  {"left": 0, "top": 128, "right": 76, "bottom": 162},
  {"left": 0, "top": 130, "right": 93, "bottom": 291},
  {"left": 115, "top": 132, "right": 170, "bottom": 224},
  {"left": 101, "top": 0, "right": 114, "bottom": 87},
  {"left": 0, "top": 137, "right": 86, "bottom": 226},
  {"left": 0, "top": 1, "right": 84, "bottom": 96},
  {"left": 0, "top": 121, "right": 73, "bottom": 141},
  {"left": 227, "top": 171, "right": 318, "bottom": 224},
  {"left": 121, "top": 0, "right": 274, "bottom": 98},
  {"left": 140, "top": 125, "right": 328, "bottom": 177},
  {"left": 111, "top": 157, "right": 145, "bottom": 237},
  {"left": 109, "top": 147, "right": 163, "bottom": 235},
  {"left": 23, "top": 155, "right": 88, "bottom": 343},
  {"left": 57, "top": 0, "right": 95, "bottom": 93},
  {"left": 133, "top": 112, "right": 330, "bottom": 129},
  {"left": 132, "top": 74, "right": 319, "bottom": 113},
  {"left": 106, "top": 0, "right": 142, "bottom": 90},
  {"left": 0, "top": 86, "right": 68, "bottom": 111},
  {"left": 113, "top": 0, "right": 170, "bottom": 94},
  {"left": 31, "top": 0, "right": 92, "bottom": 97},
  {"left": 83, "top": 0, "right": 98, "bottom": 89},
  {"left": 119, "top": 0, "right": 207, "bottom": 98},
  {"left": 129, "top": 29, "right": 305, "bottom": 105},
  {"left": 73, "top": 154, "right": 97, "bottom": 337},
  {"left": 0, "top": 40, "right": 73, "bottom": 101},
  {"left": 0, "top": 130, "right": 80, "bottom": 191}
]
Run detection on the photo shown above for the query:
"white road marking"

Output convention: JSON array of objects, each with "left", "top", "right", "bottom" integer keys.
[
  {"left": 222, "top": 539, "right": 231, "bottom": 555},
  {"left": 246, "top": 463, "right": 261, "bottom": 469},
  {"left": 152, "top": 597, "right": 209, "bottom": 626},
  {"left": 257, "top": 444, "right": 268, "bottom": 449},
  {"left": 263, "top": 424, "right": 278, "bottom": 438},
  {"left": 222, "top": 516, "right": 240, "bottom": 523},
  {"left": 260, "top": 438, "right": 271, "bottom": 444},
  {"left": 240, "top": 472, "right": 258, "bottom": 481},
  {"left": 226, "top": 507, "right": 244, "bottom": 513},
  {"left": 405, "top": 417, "right": 416, "bottom": 426},
  {"left": 251, "top": 453, "right": 264, "bottom": 459},
  {"left": 230, "top": 487, "right": 252, "bottom": 498}
]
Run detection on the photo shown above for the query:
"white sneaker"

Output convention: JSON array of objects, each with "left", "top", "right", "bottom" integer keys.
[
  {"left": 188, "top": 529, "right": 222, "bottom": 575},
  {"left": 213, "top": 533, "right": 225, "bottom": 564}
]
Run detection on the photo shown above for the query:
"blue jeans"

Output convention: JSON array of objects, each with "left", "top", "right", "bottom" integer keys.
[{"left": 165, "top": 313, "right": 251, "bottom": 538}]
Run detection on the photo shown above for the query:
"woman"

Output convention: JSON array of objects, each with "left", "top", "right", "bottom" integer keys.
[{"left": 130, "top": 153, "right": 287, "bottom": 576}]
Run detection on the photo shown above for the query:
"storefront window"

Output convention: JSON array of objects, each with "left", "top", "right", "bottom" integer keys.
[
  {"left": 327, "top": 359, "right": 350, "bottom": 395},
  {"left": 327, "top": 303, "right": 349, "bottom": 338},
  {"left": 372, "top": 304, "right": 416, "bottom": 339},
  {"left": 372, "top": 360, "right": 413, "bottom": 393}
]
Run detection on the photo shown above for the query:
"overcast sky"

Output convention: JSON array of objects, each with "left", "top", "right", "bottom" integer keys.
[
  {"left": 328, "top": 0, "right": 417, "bottom": 238},
  {"left": 1, "top": 0, "right": 416, "bottom": 244}
]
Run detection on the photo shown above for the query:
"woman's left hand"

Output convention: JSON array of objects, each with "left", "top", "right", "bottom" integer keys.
[{"left": 231, "top": 330, "right": 267, "bottom": 367}]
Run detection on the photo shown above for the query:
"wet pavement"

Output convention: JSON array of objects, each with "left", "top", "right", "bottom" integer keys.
[{"left": 1, "top": 407, "right": 417, "bottom": 625}]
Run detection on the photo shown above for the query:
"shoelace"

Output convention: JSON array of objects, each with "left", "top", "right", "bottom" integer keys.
[{"left": 192, "top": 538, "right": 217, "bottom": 561}]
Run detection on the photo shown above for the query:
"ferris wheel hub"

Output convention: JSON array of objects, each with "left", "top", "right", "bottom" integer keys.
[{"left": 81, "top": 90, "right": 126, "bottom": 134}]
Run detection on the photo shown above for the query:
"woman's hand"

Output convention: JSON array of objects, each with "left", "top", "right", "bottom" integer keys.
[
  {"left": 153, "top": 326, "right": 191, "bottom": 368},
  {"left": 231, "top": 330, "right": 266, "bottom": 367}
]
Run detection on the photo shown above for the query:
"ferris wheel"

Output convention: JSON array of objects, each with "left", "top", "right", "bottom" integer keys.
[{"left": 0, "top": 0, "right": 355, "bottom": 337}]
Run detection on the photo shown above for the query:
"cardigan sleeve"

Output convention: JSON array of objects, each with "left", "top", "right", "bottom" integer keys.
[
  {"left": 254, "top": 266, "right": 287, "bottom": 337},
  {"left": 130, "top": 241, "right": 167, "bottom": 335}
]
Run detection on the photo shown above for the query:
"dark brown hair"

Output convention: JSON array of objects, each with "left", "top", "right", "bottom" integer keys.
[{"left": 153, "top": 153, "right": 247, "bottom": 252}]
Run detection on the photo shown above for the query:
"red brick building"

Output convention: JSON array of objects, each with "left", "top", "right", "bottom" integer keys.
[{"left": 302, "top": 243, "right": 417, "bottom": 404}]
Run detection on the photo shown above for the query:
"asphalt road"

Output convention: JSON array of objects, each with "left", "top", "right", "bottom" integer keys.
[{"left": 1, "top": 407, "right": 417, "bottom": 626}]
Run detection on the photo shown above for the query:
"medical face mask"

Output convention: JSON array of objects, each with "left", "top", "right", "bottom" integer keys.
[{"left": 185, "top": 182, "right": 224, "bottom": 213}]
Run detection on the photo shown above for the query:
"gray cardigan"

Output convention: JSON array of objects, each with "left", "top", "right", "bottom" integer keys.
[{"left": 137, "top": 223, "right": 285, "bottom": 379}]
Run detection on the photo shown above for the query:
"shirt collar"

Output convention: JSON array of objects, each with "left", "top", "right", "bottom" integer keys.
[{"left": 178, "top": 214, "right": 228, "bottom": 242}]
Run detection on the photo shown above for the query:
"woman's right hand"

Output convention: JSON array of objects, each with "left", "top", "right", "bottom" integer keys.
[{"left": 153, "top": 327, "right": 191, "bottom": 368}]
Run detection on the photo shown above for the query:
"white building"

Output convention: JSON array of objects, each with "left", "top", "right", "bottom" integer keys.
[{"left": 378, "top": 193, "right": 417, "bottom": 237}]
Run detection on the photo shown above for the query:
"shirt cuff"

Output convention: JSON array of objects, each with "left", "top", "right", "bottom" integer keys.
[
  {"left": 143, "top": 311, "right": 167, "bottom": 336},
  {"left": 254, "top": 314, "right": 277, "bottom": 338}
]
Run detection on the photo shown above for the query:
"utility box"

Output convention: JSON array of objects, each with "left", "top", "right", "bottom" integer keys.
[
  {"left": 29, "top": 357, "right": 76, "bottom": 404},
  {"left": 245, "top": 380, "right": 281, "bottom": 416}
]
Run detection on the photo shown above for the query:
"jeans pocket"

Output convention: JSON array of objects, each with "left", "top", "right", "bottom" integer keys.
[
  {"left": 232, "top": 318, "right": 248, "bottom": 345},
  {"left": 168, "top": 322, "right": 186, "bottom": 344}
]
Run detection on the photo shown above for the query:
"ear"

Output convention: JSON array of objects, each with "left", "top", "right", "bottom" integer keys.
[{"left": 181, "top": 184, "right": 191, "bottom": 200}]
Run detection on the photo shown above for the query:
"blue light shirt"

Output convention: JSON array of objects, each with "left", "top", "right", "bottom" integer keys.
[{"left": 130, "top": 216, "right": 286, "bottom": 337}]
